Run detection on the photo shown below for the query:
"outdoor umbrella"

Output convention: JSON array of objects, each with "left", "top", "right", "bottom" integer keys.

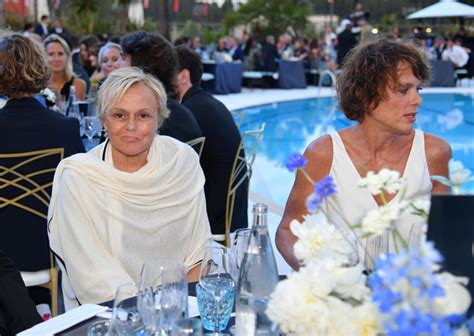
[{"left": 406, "top": 0, "right": 474, "bottom": 19}]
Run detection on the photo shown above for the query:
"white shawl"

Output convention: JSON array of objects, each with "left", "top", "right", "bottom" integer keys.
[{"left": 48, "top": 135, "right": 211, "bottom": 310}]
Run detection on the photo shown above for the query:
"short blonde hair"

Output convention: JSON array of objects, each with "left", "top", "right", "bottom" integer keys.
[
  {"left": 0, "top": 32, "right": 51, "bottom": 97},
  {"left": 98, "top": 42, "right": 121, "bottom": 67},
  {"left": 97, "top": 67, "right": 170, "bottom": 128},
  {"left": 43, "top": 34, "right": 75, "bottom": 80}
]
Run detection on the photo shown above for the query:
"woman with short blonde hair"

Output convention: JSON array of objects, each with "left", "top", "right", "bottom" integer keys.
[{"left": 48, "top": 67, "right": 211, "bottom": 310}]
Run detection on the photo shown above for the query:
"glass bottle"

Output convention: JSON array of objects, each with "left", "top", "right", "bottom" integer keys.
[{"left": 235, "top": 203, "right": 279, "bottom": 335}]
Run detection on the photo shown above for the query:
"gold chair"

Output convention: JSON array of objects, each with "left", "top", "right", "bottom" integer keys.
[
  {"left": 231, "top": 111, "right": 245, "bottom": 130},
  {"left": 222, "top": 123, "right": 265, "bottom": 246},
  {"left": 0, "top": 148, "right": 64, "bottom": 316},
  {"left": 186, "top": 137, "right": 206, "bottom": 159}
]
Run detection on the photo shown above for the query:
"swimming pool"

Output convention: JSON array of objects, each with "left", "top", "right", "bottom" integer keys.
[{"left": 238, "top": 93, "right": 474, "bottom": 209}]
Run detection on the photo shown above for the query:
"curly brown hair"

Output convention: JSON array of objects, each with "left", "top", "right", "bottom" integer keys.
[
  {"left": 336, "top": 38, "right": 430, "bottom": 122},
  {"left": 0, "top": 32, "right": 51, "bottom": 98}
]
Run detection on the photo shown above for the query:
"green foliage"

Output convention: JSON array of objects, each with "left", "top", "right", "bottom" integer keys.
[
  {"left": 180, "top": 20, "right": 201, "bottom": 39},
  {"left": 4, "top": 13, "right": 28, "bottom": 31},
  {"left": 201, "top": 26, "right": 226, "bottom": 45},
  {"left": 225, "top": 0, "right": 311, "bottom": 35}
]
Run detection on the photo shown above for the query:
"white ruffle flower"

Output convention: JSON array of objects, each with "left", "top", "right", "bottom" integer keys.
[
  {"left": 361, "top": 202, "right": 402, "bottom": 236},
  {"left": 358, "top": 169, "right": 403, "bottom": 195},
  {"left": 40, "top": 88, "right": 56, "bottom": 104},
  {"left": 431, "top": 159, "right": 474, "bottom": 194},
  {"left": 290, "top": 213, "right": 356, "bottom": 265}
]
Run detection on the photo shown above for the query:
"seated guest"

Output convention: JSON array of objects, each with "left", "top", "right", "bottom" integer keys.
[
  {"left": 0, "top": 250, "right": 43, "bottom": 336},
  {"left": 228, "top": 37, "right": 244, "bottom": 62},
  {"left": 0, "top": 32, "right": 85, "bottom": 306},
  {"left": 117, "top": 31, "right": 202, "bottom": 143},
  {"left": 442, "top": 37, "right": 469, "bottom": 69},
  {"left": 276, "top": 39, "right": 451, "bottom": 270},
  {"left": 48, "top": 67, "right": 211, "bottom": 310},
  {"left": 44, "top": 34, "right": 87, "bottom": 103},
  {"left": 78, "top": 35, "right": 100, "bottom": 77},
  {"left": 97, "top": 42, "right": 121, "bottom": 79},
  {"left": 176, "top": 46, "right": 248, "bottom": 237}
]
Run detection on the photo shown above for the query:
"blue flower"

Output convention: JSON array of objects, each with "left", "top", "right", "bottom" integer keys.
[
  {"left": 305, "top": 176, "right": 336, "bottom": 213},
  {"left": 285, "top": 153, "right": 307, "bottom": 172}
]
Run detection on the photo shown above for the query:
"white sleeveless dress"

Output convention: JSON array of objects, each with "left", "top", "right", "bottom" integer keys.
[{"left": 323, "top": 129, "right": 432, "bottom": 268}]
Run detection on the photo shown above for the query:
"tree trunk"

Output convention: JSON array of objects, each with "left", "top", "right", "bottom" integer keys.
[
  {"left": 0, "top": 0, "right": 5, "bottom": 28},
  {"left": 158, "top": 0, "right": 170, "bottom": 41}
]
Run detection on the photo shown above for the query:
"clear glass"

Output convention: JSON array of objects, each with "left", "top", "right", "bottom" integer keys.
[
  {"left": 87, "top": 320, "right": 110, "bottom": 336},
  {"left": 171, "top": 318, "right": 203, "bottom": 336},
  {"left": 109, "top": 283, "right": 144, "bottom": 336},
  {"left": 198, "top": 246, "right": 236, "bottom": 335},
  {"left": 235, "top": 203, "right": 279, "bottom": 336},
  {"left": 138, "top": 259, "right": 188, "bottom": 335}
]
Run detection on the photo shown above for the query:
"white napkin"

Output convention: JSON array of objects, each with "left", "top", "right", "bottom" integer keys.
[
  {"left": 18, "top": 304, "right": 108, "bottom": 335},
  {"left": 188, "top": 296, "right": 199, "bottom": 317}
]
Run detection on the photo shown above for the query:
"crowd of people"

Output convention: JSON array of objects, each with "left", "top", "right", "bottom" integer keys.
[{"left": 0, "top": 4, "right": 465, "bottom": 334}]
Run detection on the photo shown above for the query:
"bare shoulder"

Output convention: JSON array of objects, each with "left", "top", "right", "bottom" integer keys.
[
  {"left": 304, "top": 134, "right": 333, "bottom": 180},
  {"left": 423, "top": 132, "right": 452, "bottom": 175}
]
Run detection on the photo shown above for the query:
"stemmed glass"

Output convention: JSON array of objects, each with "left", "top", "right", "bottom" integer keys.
[
  {"left": 138, "top": 259, "right": 188, "bottom": 335},
  {"left": 83, "top": 116, "right": 99, "bottom": 150},
  {"left": 109, "top": 283, "right": 144, "bottom": 336},
  {"left": 197, "top": 246, "right": 236, "bottom": 335}
]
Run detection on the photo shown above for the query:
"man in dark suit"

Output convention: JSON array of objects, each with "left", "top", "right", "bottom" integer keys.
[
  {"left": 175, "top": 46, "right": 248, "bottom": 236},
  {"left": 0, "top": 250, "right": 43, "bottom": 336},
  {"left": 117, "top": 31, "right": 202, "bottom": 143},
  {"left": 34, "top": 15, "right": 49, "bottom": 38}
]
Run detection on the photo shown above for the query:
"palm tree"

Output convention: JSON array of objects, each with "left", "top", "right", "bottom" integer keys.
[
  {"left": 0, "top": 0, "right": 5, "bottom": 28},
  {"left": 158, "top": 0, "right": 170, "bottom": 41}
]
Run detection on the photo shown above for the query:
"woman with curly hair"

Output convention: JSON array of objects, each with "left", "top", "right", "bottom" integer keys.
[
  {"left": 276, "top": 39, "right": 451, "bottom": 270},
  {"left": 44, "top": 34, "right": 87, "bottom": 104},
  {"left": 0, "top": 32, "right": 84, "bottom": 311}
]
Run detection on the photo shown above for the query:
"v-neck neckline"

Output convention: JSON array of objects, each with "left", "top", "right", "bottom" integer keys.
[{"left": 333, "top": 130, "right": 417, "bottom": 207}]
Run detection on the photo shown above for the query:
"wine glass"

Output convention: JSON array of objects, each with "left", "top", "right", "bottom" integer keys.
[
  {"left": 83, "top": 116, "right": 99, "bottom": 150},
  {"left": 138, "top": 259, "right": 188, "bottom": 335},
  {"left": 109, "top": 283, "right": 144, "bottom": 336},
  {"left": 171, "top": 318, "right": 203, "bottom": 336},
  {"left": 197, "top": 246, "right": 236, "bottom": 335}
]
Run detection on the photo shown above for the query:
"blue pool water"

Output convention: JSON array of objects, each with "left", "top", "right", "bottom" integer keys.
[{"left": 238, "top": 93, "right": 474, "bottom": 208}]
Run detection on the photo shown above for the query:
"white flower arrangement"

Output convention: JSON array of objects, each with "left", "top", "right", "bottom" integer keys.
[
  {"left": 267, "top": 155, "right": 473, "bottom": 335},
  {"left": 40, "top": 88, "right": 56, "bottom": 106}
]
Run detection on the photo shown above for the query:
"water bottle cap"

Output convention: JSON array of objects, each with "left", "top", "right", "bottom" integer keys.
[{"left": 252, "top": 203, "right": 268, "bottom": 214}]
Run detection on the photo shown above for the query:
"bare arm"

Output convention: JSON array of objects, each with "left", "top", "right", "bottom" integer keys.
[
  {"left": 275, "top": 136, "right": 333, "bottom": 270},
  {"left": 187, "top": 263, "right": 201, "bottom": 282},
  {"left": 73, "top": 77, "right": 87, "bottom": 101},
  {"left": 425, "top": 133, "right": 452, "bottom": 194}
]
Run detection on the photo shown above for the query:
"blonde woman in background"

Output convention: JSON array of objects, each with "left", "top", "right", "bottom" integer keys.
[{"left": 44, "top": 34, "right": 86, "bottom": 104}]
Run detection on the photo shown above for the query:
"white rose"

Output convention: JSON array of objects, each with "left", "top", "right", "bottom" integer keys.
[
  {"left": 434, "top": 272, "right": 471, "bottom": 316},
  {"left": 358, "top": 171, "right": 383, "bottom": 195},
  {"left": 378, "top": 168, "right": 403, "bottom": 194},
  {"left": 361, "top": 202, "right": 401, "bottom": 236}
]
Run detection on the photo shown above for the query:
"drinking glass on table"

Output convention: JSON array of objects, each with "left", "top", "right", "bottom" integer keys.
[
  {"left": 138, "top": 258, "right": 188, "bottom": 335},
  {"left": 229, "top": 228, "right": 251, "bottom": 281},
  {"left": 82, "top": 117, "right": 100, "bottom": 149},
  {"left": 171, "top": 318, "right": 203, "bottom": 336},
  {"left": 109, "top": 283, "right": 144, "bottom": 336},
  {"left": 197, "top": 246, "right": 236, "bottom": 335}
]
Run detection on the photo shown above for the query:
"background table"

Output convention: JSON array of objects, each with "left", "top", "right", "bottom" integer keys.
[
  {"left": 202, "top": 62, "right": 244, "bottom": 94},
  {"left": 277, "top": 60, "right": 308, "bottom": 89},
  {"left": 429, "top": 60, "right": 456, "bottom": 87}
]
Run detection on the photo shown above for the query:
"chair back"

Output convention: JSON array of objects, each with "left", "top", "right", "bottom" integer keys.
[
  {"left": 224, "top": 124, "right": 265, "bottom": 246},
  {"left": 0, "top": 148, "right": 63, "bottom": 317},
  {"left": 186, "top": 137, "right": 206, "bottom": 159},
  {"left": 231, "top": 111, "right": 245, "bottom": 130}
]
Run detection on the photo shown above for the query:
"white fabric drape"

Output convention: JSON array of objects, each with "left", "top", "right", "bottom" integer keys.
[{"left": 48, "top": 135, "right": 211, "bottom": 310}]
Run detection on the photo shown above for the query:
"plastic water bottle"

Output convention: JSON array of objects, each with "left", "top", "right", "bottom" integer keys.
[
  {"left": 66, "top": 85, "right": 78, "bottom": 117},
  {"left": 235, "top": 203, "right": 279, "bottom": 335}
]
